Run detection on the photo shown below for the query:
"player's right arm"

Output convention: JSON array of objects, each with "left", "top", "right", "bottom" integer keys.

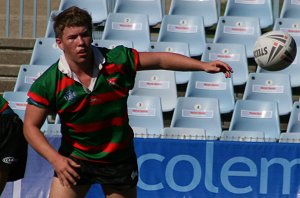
[{"left": 23, "top": 104, "right": 80, "bottom": 188}]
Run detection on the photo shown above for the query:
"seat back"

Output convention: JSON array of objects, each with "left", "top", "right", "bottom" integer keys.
[
  {"left": 185, "top": 71, "right": 235, "bottom": 114},
  {"left": 59, "top": 0, "right": 108, "bottom": 24},
  {"left": 127, "top": 95, "right": 164, "bottom": 136},
  {"left": 280, "top": 0, "right": 300, "bottom": 18},
  {"left": 224, "top": 0, "right": 273, "bottom": 29},
  {"left": 286, "top": 101, "right": 300, "bottom": 133},
  {"left": 157, "top": 14, "right": 206, "bottom": 57},
  {"left": 213, "top": 16, "right": 261, "bottom": 58},
  {"left": 168, "top": 0, "right": 218, "bottom": 27},
  {"left": 201, "top": 43, "right": 248, "bottom": 86},
  {"left": 130, "top": 70, "right": 177, "bottom": 112},
  {"left": 113, "top": 0, "right": 163, "bottom": 26},
  {"left": 273, "top": 18, "right": 300, "bottom": 47},
  {"left": 256, "top": 47, "right": 300, "bottom": 88},
  {"left": 170, "top": 97, "right": 222, "bottom": 139},
  {"left": 101, "top": 13, "right": 150, "bottom": 52},
  {"left": 229, "top": 99, "right": 281, "bottom": 140},
  {"left": 243, "top": 73, "right": 293, "bottom": 116},
  {"left": 3, "top": 91, "right": 28, "bottom": 121},
  {"left": 30, "top": 37, "right": 62, "bottom": 65},
  {"left": 14, "top": 64, "right": 50, "bottom": 92},
  {"left": 148, "top": 41, "right": 191, "bottom": 84},
  {"left": 45, "top": 10, "right": 61, "bottom": 38}
]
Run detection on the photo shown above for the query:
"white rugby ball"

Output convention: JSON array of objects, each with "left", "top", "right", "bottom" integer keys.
[{"left": 253, "top": 31, "right": 297, "bottom": 71}]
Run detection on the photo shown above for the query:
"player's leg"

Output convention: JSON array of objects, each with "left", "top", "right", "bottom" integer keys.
[
  {"left": 49, "top": 177, "right": 91, "bottom": 198},
  {"left": 102, "top": 185, "right": 137, "bottom": 198}
]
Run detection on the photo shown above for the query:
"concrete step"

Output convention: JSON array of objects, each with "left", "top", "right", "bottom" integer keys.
[
  {"left": 0, "top": 64, "right": 21, "bottom": 77},
  {"left": 0, "top": 76, "right": 17, "bottom": 94}
]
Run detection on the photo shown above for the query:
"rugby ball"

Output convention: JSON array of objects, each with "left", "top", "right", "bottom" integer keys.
[{"left": 253, "top": 31, "right": 297, "bottom": 71}]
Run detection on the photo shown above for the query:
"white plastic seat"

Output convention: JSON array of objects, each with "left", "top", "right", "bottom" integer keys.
[
  {"left": 2, "top": 91, "right": 28, "bottom": 122},
  {"left": 101, "top": 13, "right": 150, "bottom": 52},
  {"left": 127, "top": 95, "right": 164, "bottom": 136},
  {"left": 286, "top": 101, "right": 300, "bottom": 133},
  {"left": 243, "top": 73, "right": 293, "bottom": 116},
  {"left": 162, "top": 127, "right": 206, "bottom": 140},
  {"left": 157, "top": 14, "right": 206, "bottom": 57},
  {"left": 130, "top": 70, "right": 177, "bottom": 112},
  {"left": 213, "top": 16, "right": 261, "bottom": 58},
  {"left": 168, "top": 0, "right": 218, "bottom": 28},
  {"left": 30, "top": 37, "right": 63, "bottom": 65},
  {"left": 14, "top": 64, "right": 50, "bottom": 92},
  {"left": 220, "top": 130, "right": 265, "bottom": 142},
  {"left": 280, "top": 0, "right": 300, "bottom": 19},
  {"left": 44, "top": 124, "right": 62, "bottom": 136},
  {"left": 170, "top": 97, "right": 222, "bottom": 140},
  {"left": 59, "top": 0, "right": 108, "bottom": 25},
  {"left": 45, "top": 10, "right": 60, "bottom": 38},
  {"left": 256, "top": 47, "right": 300, "bottom": 88},
  {"left": 148, "top": 41, "right": 191, "bottom": 84},
  {"left": 113, "top": 0, "right": 164, "bottom": 26},
  {"left": 185, "top": 71, "right": 235, "bottom": 114},
  {"left": 224, "top": 0, "right": 274, "bottom": 29},
  {"left": 229, "top": 99, "right": 281, "bottom": 141},
  {"left": 201, "top": 43, "right": 249, "bottom": 86}
]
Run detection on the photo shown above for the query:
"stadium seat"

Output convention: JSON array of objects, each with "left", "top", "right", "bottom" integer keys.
[
  {"left": 280, "top": 0, "right": 300, "bottom": 19},
  {"left": 201, "top": 43, "right": 249, "bottom": 86},
  {"left": 127, "top": 95, "right": 164, "bottom": 136},
  {"left": 185, "top": 71, "right": 235, "bottom": 114},
  {"left": 58, "top": 0, "right": 108, "bottom": 25},
  {"left": 256, "top": 47, "right": 300, "bottom": 88},
  {"left": 44, "top": 124, "right": 62, "bottom": 136},
  {"left": 242, "top": 73, "right": 293, "bottom": 116},
  {"left": 30, "top": 37, "right": 63, "bottom": 65},
  {"left": 213, "top": 16, "right": 261, "bottom": 58},
  {"left": 162, "top": 127, "right": 206, "bottom": 140},
  {"left": 229, "top": 99, "right": 281, "bottom": 141},
  {"left": 3, "top": 91, "right": 48, "bottom": 132},
  {"left": 286, "top": 101, "right": 300, "bottom": 133},
  {"left": 220, "top": 130, "right": 265, "bottom": 142},
  {"left": 223, "top": 0, "right": 274, "bottom": 29},
  {"left": 273, "top": 17, "right": 300, "bottom": 47},
  {"left": 101, "top": 13, "right": 151, "bottom": 52},
  {"left": 279, "top": 132, "right": 300, "bottom": 143},
  {"left": 170, "top": 97, "right": 222, "bottom": 140},
  {"left": 113, "top": 0, "right": 164, "bottom": 26},
  {"left": 148, "top": 41, "right": 191, "bottom": 84},
  {"left": 130, "top": 70, "right": 177, "bottom": 112},
  {"left": 157, "top": 14, "right": 206, "bottom": 57},
  {"left": 168, "top": 0, "right": 218, "bottom": 28},
  {"left": 44, "top": 10, "right": 60, "bottom": 38},
  {"left": 92, "top": 39, "right": 133, "bottom": 49},
  {"left": 14, "top": 64, "right": 50, "bottom": 92}
]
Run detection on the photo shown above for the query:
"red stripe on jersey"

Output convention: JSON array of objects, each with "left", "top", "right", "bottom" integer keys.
[
  {"left": 56, "top": 76, "right": 76, "bottom": 95},
  {"left": 132, "top": 49, "right": 139, "bottom": 71},
  {"left": 57, "top": 97, "right": 90, "bottom": 114},
  {"left": 65, "top": 116, "right": 127, "bottom": 132},
  {"left": 103, "top": 64, "right": 124, "bottom": 75},
  {"left": 28, "top": 91, "right": 50, "bottom": 106},
  {"left": 63, "top": 132, "right": 131, "bottom": 153},
  {"left": 0, "top": 103, "right": 9, "bottom": 113}
]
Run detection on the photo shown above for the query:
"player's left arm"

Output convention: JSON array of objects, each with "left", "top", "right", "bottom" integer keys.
[{"left": 137, "top": 52, "right": 233, "bottom": 78}]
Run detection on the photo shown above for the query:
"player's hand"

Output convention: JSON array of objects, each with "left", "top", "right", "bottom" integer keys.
[
  {"left": 52, "top": 155, "right": 81, "bottom": 188},
  {"left": 203, "top": 60, "right": 233, "bottom": 78}
]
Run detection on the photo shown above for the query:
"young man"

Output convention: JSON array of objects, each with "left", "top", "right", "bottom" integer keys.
[
  {"left": 23, "top": 6, "right": 232, "bottom": 198},
  {"left": 0, "top": 96, "right": 27, "bottom": 195}
]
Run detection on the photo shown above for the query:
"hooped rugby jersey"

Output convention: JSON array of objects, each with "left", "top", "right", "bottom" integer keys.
[
  {"left": 0, "top": 96, "right": 9, "bottom": 113},
  {"left": 28, "top": 46, "right": 139, "bottom": 163}
]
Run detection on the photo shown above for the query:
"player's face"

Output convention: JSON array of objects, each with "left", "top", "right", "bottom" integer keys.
[{"left": 56, "top": 26, "right": 93, "bottom": 65}]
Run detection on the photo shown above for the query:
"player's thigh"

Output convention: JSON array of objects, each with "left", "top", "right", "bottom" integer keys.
[
  {"left": 102, "top": 185, "right": 136, "bottom": 198},
  {"left": 49, "top": 177, "right": 91, "bottom": 198}
]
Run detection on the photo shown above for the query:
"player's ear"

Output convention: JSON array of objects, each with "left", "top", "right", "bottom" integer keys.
[{"left": 56, "top": 37, "right": 64, "bottom": 51}]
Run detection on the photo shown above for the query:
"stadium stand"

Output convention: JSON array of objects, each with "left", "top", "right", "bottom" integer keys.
[
  {"left": 279, "top": 132, "right": 300, "bottom": 143},
  {"left": 92, "top": 39, "right": 133, "bottom": 49},
  {"left": 162, "top": 127, "right": 206, "bottom": 140},
  {"left": 286, "top": 101, "right": 300, "bottom": 133},
  {"left": 220, "top": 130, "right": 265, "bottom": 142},
  {"left": 273, "top": 17, "right": 300, "bottom": 47},
  {"left": 168, "top": 0, "right": 219, "bottom": 28},
  {"left": 280, "top": 0, "right": 300, "bottom": 18}
]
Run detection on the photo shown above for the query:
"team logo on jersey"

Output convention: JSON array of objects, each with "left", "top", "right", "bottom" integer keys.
[
  {"left": 64, "top": 89, "right": 77, "bottom": 103},
  {"left": 2, "top": 156, "right": 17, "bottom": 164}
]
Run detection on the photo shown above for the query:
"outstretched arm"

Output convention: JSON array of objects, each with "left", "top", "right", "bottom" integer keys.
[{"left": 138, "top": 52, "right": 233, "bottom": 78}]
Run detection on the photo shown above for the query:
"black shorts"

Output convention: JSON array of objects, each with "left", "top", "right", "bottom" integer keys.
[
  {"left": 0, "top": 112, "right": 28, "bottom": 181},
  {"left": 55, "top": 155, "right": 139, "bottom": 191}
]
